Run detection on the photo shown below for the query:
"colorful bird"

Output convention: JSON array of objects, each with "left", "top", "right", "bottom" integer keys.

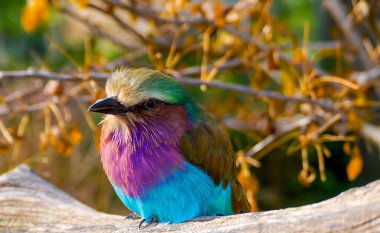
[{"left": 88, "top": 68, "right": 250, "bottom": 226}]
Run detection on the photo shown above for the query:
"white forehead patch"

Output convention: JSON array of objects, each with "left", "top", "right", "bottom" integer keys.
[{"left": 105, "top": 68, "right": 165, "bottom": 107}]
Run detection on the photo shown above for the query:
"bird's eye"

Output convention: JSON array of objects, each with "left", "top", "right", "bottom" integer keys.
[{"left": 144, "top": 99, "right": 159, "bottom": 110}]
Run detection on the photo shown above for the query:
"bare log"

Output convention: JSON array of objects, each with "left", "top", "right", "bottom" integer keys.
[{"left": 0, "top": 165, "right": 379, "bottom": 232}]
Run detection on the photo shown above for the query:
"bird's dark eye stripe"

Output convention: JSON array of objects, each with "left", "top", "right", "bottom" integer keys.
[
  {"left": 136, "top": 98, "right": 167, "bottom": 110},
  {"left": 129, "top": 99, "right": 170, "bottom": 112}
]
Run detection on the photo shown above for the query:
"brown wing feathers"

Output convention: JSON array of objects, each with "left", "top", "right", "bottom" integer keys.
[{"left": 179, "top": 121, "right": 251, "bottom": 213}]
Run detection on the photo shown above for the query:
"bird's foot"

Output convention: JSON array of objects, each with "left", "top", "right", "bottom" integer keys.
[
  {"left": 138, "top": 216, "right": 159, "bottom": 229},
  {"left": 125, "top": 213, "right": 141, "bottom": 220}
]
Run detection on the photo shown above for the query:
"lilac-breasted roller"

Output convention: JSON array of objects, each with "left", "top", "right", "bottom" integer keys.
[{"left": 88, "top": 68, "right": 250, "bottom": 225}]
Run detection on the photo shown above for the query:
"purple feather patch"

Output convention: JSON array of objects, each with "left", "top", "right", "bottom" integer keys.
[{"left": 100, "top": 105, "right": 189, "bottom": 197}]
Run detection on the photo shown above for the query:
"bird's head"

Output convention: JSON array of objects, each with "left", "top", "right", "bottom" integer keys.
[{"left": 88, "top": 68, "right": 202, "bottom": 124}]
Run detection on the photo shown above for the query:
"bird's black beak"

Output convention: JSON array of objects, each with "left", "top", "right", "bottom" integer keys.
[{"left": 88, "top": 96, "right": 129, "bottom": 115}]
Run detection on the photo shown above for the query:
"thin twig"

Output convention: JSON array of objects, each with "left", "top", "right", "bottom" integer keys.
[
  {"left": 174, "top": 75, "right": 338, "bottom": 112},
  {"left": 60, "top": 5, "right": 137, "bottom": 51},
  {"left": 361, "top": 122, "right": 380, "bottom": 148},
  {"left": 0, "top": 119, "right": 14, "bottom": 144},
  {"left": 4, "top": 81, "right": 44, "bottom": 103},
  {"left": 103, "top": 0, "right": 274, "bottom": 57},
  {"left": 88, "top": 3, "right": 147, "bottom": 44},
  {"left": 352, "top": 66, "right": 380, "bottom": 85},
  {"left": 91, "top": 48, "right": 148, "bottom": 71},
  {"left": 245, "top": 117, "right": 312, "bottom": 159},
  {"left": 323, "top": 0, "right": 374, "bottom": 69},
  {"left": 0, "top": 101, "right": 48, "bottom": 116},
  {"left": 168, "top": 58, "right": 243, "bottom": 76},
  {"left": 221, "top": 25, "right": 268, "bottom": 52},
  {"left": 92, "top": 0, "right": 325, "bottom": 75},
  {"left": 104, "top": 0, "right": 206, "bottom": 25},
  {"left": 278, "top": 41, "right": 342, "bottom": 51}
]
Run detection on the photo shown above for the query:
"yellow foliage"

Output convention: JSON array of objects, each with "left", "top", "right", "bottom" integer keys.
[
  {"left": 280, "top": 70, "right": 297, "bottom": 97},
  {"left": 214, "top": 1, "right": 225, "bottom": 27},
  {"left": 94, "top": 128, "right": 102, "bottom": 152},
  {"left": 237, "top": 167, "right": 260, "bottom": 212},
  {"left": 21, "top": 0, "right": 49, "bottom": 33},
  {"left": 347, "top": 111, "right": 362, "bottom": 133},
  {"left": 43, "top": 80, "right": 63, "bottom": 96},
  {"left": 70, "top": 0, "right": 88, "bottom": 9},
  {"left": 267, "top": 47, "right": 280, "bottom": 70},
  {"left": 343, "top": 142, "right": 352, "bottom": 155},
  {"left": 39, "top": 132, "right": 48, "bottom": 151},
  {"left": 298, "top": 166, "right": 316, "bottom": 186},
  {"left": 354, "top": 92, "right": 367, "bottom": 107},
  {"left": 69, "top": 126, "right": 83, "bottom": 145},
  {"left": 46, "top": 126, "right": 75, "bottom": 157},
  {"left": 293, "top": 47, "right": 306, "bottom": 63},
  {"left": 235, "top": 151, "right": 260, "bottom": 211},
  {"left": 0, "top": 95, "right": 6, "bottom": 104},
  {"left": 0, "top": 138, "right": 10, "bottom": 155}
]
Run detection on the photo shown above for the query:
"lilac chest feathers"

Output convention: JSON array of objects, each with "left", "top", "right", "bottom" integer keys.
[{"left": 100, "top": 105, "right": 189, "bottom": 197}]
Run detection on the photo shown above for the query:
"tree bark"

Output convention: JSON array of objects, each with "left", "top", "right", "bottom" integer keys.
[{"left": 0, "top": 165, "right": 379, "bottom": 232}]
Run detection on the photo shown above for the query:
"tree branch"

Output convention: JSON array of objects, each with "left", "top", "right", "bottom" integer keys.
[
  {"left": 323, "top": 0, "right": 374, "bottom": 69},
  {"left": 245, "top": 117, "right": 312, "bottom": 160},
  {"left": 352, "top": 66, "right": 380, "bottom": 85},
  {"left": 0, "top": 69, "right": 340, "bottom": 112},
  {"left": 165, "top": 58, "right": 244, "bottom": 76},
  {"left": 88, "top": 3, "right": 148, "bottom": 44},
  {"left": 60, "top": 5, "right": 138, "bottom": 51},
  {"left": 0, "top": 165, "right": 379, "bottom": 232},
  {"left": 103, "top": 0, "right": 207, "bottom": 25}
]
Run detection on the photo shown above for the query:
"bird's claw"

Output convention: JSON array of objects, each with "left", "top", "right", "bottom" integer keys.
[
  {"left": 138, "top": 216, "right": 159, "bottom": 229},
  {"left": 125, "top": 213, "right": 141, "bottom": 220}
]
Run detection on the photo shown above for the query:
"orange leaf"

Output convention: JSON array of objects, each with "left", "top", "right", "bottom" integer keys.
[
  {"left": 347, "top": 111, "right": 362, "bottom": 132},
  {"left": 237, "top": 168, "right": 260, "bottom": 212},
  {"left": 69, "top": 126, "right": 83, "bottom": 145},
  {"left": 94, "top": 128, "right": 102, "bottom": 152},
  {"left": 48, "top": 126, "right": 60, "bottom": 148},
  {"left": 62, "top": 144, "right": 74, "bottom": 157},
  {"left": 293, "top": 47, "right": 305, "bottom": 63},
  {"left": 343, "top": 142, "right": 352, "bottom": 155},
  {"left": 44, "top": 80, "right": 63, "bottom": 96},
  {"left": 267, "top": 47, "right": 280, "bottom": 70},
  {"left": 0, "top": 138, "right": 10, "bottom": 156},
  {"left": 39, "top": 132, "right": 48, "bottom": 151},
  {"left": 280, "top": 70, "right": 297, "bottom": 97},
  {"left": 214, "top": 2, "right": 225, "bottom": 27},
  {"left": 346, "top": 146, "right": 363, "bottom": 181},
  {"left": 298, "top": 167, "right": 316, "bottom": 186},
  {"left": 0, "top": 95, "right": 6, "bottom": 104},
  {"left": 21, "top": 0, "right": 49, "bottom": 33},
  {"left": 74, "top": 0, "right": 88, "bottom": 9},
  {"left": 354, "top": 93, "right": 367, "bottom": 107}
]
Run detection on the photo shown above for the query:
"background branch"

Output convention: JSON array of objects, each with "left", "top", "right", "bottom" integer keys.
[
  {"left": 60, "top": 5, "right": 138, "bottom": 51},
  {"left": 323, "top": 0, "right": 374, "bottom": 69},
  {"left": 0, "top": 69, "right": 340, "bottom": 112}
]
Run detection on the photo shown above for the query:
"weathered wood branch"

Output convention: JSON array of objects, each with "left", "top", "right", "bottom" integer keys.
[{"left": 0, "top": 165, "right": 379, "bottom": 232}]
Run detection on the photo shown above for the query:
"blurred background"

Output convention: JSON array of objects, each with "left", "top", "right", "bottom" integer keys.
[{"left": 0, "top": 0, "right": 380, "bottom": 215}]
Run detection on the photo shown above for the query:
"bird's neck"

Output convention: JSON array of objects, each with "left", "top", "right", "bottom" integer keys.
[{"left": 100, "top": 105, "right": 190, "bottom": 197}]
